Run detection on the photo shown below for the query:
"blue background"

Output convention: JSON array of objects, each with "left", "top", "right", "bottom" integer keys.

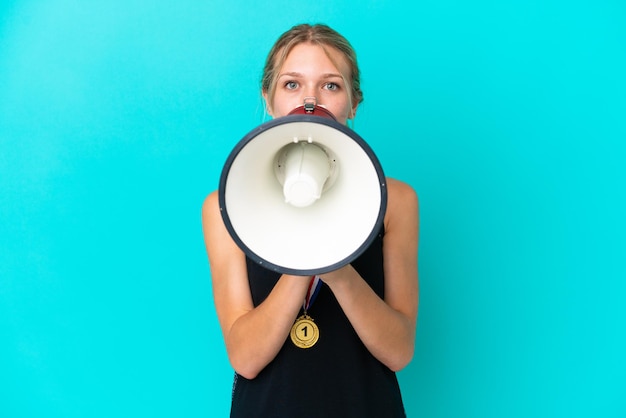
[{"left": 1, "top": 1, "right": 624, "bottom": 417}]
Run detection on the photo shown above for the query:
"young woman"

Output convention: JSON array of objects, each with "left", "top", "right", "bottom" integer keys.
[{"left": 202, "top": 23, "right": 419, "bottom": 417}]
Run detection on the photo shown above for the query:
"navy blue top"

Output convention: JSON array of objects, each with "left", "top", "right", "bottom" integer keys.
[{"left": 230, "top": 228, "right": 406, "bottom": 418}]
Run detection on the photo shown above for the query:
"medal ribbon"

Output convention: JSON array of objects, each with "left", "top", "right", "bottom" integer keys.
[{"left": 303, "top": 275, "right": 323, "bottom": 314}]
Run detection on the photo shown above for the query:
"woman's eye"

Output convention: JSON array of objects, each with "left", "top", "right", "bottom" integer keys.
[
  {"left": 324, "top": 82, "right": 340, "bottom": 91},
  {"left": 285, "top": 81, "right": 298, "bottom": 90}
]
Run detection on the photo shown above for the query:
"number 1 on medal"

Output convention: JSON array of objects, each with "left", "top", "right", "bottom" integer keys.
[{"left": 290, "top": 315, "right": 319, "bottom": 349}]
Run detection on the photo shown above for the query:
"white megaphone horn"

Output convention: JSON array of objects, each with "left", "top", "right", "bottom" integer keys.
[{"left": 218, "top": 104, "right": 387, "bottom": 275}]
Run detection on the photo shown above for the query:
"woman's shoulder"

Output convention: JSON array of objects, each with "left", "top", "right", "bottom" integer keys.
[
  {"left": 201, "top": 190, "right": 223, "bottom": 230},
  {"left": 203, "top": 189, "right": 219, "bottom": 204},
  {"left": 385, "top": 177, "right": 418, "bottom": 202},
  {"left": 202, "top": 189, "right": 219, "bottom": 212},
  {"left": 384, "top": 178, "right": 419, "bottom": 227}
]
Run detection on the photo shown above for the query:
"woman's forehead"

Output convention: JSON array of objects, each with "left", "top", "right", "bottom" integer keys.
[{"left": 279, "top": 42, "right": 350, "bottom": 76}]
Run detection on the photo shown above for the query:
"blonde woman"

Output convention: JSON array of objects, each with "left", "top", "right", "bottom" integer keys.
[{"left": 202, "top": 23, "right": 419, "bottom": 417}]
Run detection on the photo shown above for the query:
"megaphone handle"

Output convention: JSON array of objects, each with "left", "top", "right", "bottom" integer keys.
[{"left": 303, "top": 97, "right": 316, "bottom": 113}]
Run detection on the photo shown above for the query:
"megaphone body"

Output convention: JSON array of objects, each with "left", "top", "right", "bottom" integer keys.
[{"left": 218, "top": 105, "right": 387, "bottom": 275}]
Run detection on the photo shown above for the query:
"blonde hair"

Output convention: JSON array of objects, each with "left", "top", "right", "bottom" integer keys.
[{"left": 261, "top": 24, "right": 363, "bottom": 114}]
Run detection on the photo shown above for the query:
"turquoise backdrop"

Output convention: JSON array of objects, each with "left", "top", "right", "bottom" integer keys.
[{"left": 1, "top": 1, "right": 624, "bottom": 417}]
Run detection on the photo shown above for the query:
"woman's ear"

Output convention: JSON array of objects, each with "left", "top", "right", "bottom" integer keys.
[
  {"left": 350, "top": 103, "right": 358, "bottom": 120},
  {"left": 262, "top": 90, "right": 274, "bottom": 117}
]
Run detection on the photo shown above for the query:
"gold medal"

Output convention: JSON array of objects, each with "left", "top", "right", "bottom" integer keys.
[{"left": 290, "top": 314, "right": 319, "bottom": 349}]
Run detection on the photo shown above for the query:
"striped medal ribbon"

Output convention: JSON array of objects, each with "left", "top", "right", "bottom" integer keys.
[{"left": 290, "top": 276, "right": 323, "bottom": 349}]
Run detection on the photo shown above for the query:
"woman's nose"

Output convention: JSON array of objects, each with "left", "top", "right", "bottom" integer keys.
[{"left": 302, "top": 85, "right": 318, "bottom": 101}]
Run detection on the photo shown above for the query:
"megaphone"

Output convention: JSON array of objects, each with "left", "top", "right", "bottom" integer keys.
[{"left": 218, "top": 104, "right": 387, "bottom": 275}]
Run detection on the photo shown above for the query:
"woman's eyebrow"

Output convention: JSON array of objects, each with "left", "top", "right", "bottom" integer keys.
[
  {"left": 320, "top": 73, "right": 344, "bottom": 79},
  {"left": 278, "top": 72, "right": 304, "bottom": 78}
]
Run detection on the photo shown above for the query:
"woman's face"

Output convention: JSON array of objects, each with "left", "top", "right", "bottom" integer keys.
[{"left": 264, "top": 42, "right": 356, "bottom": 125}]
